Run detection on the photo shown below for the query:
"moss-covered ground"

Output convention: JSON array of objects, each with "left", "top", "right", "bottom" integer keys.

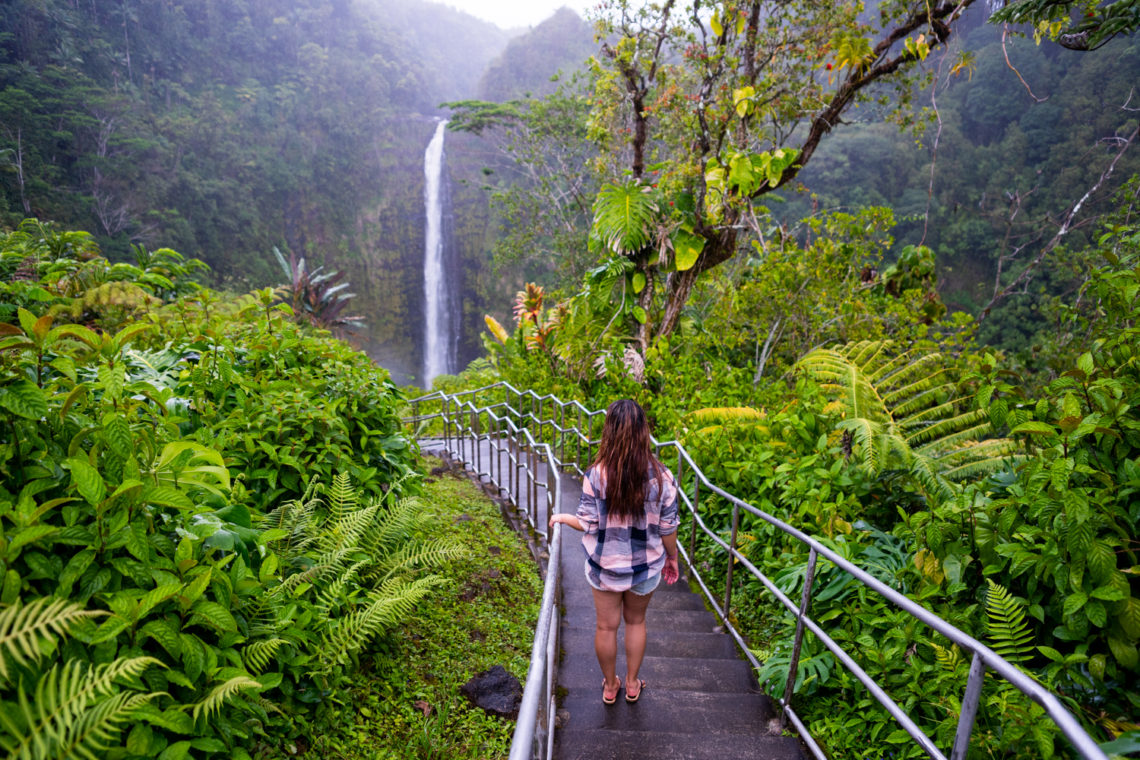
[{"left": 294, "top": 457, "right": 542, "bottom": 759}]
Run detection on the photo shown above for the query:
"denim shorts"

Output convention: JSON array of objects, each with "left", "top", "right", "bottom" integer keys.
[{"left": 585, "top": 568, "right": 661, "bottom": 596}]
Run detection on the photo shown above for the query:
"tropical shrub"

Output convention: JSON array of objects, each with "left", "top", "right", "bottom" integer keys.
[{"left": 0, "top": 225, "right": 435, "bottom": 758}]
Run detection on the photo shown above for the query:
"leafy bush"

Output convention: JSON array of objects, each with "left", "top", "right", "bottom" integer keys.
[{"left": 0, "top": 226, "right": 436, "bottom": 758}]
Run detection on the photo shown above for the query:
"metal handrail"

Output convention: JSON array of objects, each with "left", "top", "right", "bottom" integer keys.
[
  {"left": 404, "top": 382, "right": 1108, "bottom": 760},
  {"left": 405, "top": 390, "right": 565, "bottom": 760}
]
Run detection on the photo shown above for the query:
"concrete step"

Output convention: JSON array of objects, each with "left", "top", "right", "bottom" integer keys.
[
  {"left": 559, "top": 688, "right": 780, "bottom": 735},
  {"left": 561, "top": 607, "right": 719, "bottom": 633},
  {"left": 562, "top": 628, "right": 741, "bottom": 660},
  {"left": 556, "top": 729, "right": 803, "bottom": 760},
  {"left": 559, "top": 655, "right": 758, "bottom": 694}
]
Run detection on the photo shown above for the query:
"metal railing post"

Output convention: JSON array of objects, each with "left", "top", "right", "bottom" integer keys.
[
  {"left": 723, "top": 503, "right": 740, "bottom": 622},
  {"left": 781, "top": 548, "right": 818, "bottom": 728},
  {"left": 950, "top": 653, "right": 987, "bottom": 760},
  {"left": 688, "top": 479, "right": 700, "bottom": 565},
  {"left": 443, "top": 395, "right": 451, "bottom": 452}
]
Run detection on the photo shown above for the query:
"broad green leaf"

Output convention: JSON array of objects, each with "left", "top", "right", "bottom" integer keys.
[
  {"left": 1062, "top": 591, "right": 1088, "bottom": 617},
  {"left": 631, "top": 271, "right": 647, "bottom": 294},
  {"left": 67, "top": 456, "right": 106, "bottom": 506},
  {"left": 49, "top": 323, "right": 99, "bottom": 348},
  {"left": 59, "top": 383, "right": 87, "bottom": 419},
  {"left": 673, "top": 229, "right": 705, "bottom": 271},
  {"left": 631, "top": 305, "right": 647, "bottom": 324},
  {"left": 17, "top": 308, "right": 37, "bottom": 340},
  {"left": 104, "top": 414, "right": 133, "bottom": 458},
  {"left": 1009, "top": 421, "right": 1057, "bottom": 436},
  {"left": 7, "top": 524, "right": 59, "bottom": 554},
  {"left": 0, "top": 380, "right": 48, "bottom": 420},
  {"left": 141, "top": 486, "right": 194, "bottom": 510}
]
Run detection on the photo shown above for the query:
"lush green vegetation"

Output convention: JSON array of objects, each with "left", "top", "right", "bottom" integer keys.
[
  {"left": 0, "top": 222, "right": 490, "bottom": 758},
  {"left": 462, "top": 181, "right": 1140, "bottom": 756},
  {"left": 437, "top": 2, "right": 1140, "bottom": 752},
  {"left": 294, "top": 463, "right": 541, "bottom": 760}
]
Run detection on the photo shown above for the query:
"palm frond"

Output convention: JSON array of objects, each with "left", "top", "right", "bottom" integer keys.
[{"left": 0, "top": 598, "right": 103, "bottom": 682}]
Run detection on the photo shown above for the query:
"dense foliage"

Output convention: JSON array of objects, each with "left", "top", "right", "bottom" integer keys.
[
  {"left": 0, "top": 222, "right": 461, "bottom": 758},
  {"left": 297, "top": 466, "right": 542, "bottom": 760},
  {"left": 460, "top": 182, "right": 1140, "bottom": 756}
]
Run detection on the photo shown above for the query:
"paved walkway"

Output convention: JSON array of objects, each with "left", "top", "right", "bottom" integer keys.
[{"left": 422, "top": 437, "right": 803, "bottom": 760}]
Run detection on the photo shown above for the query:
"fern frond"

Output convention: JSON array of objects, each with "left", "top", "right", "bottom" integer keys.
[
  {"left": 325, "top": 472, "right": 356, "bottom": 523},
  {"left": 5, "top": 657, "right": 160, "bottom": 760},
  {"left": 363, "top": 498, "right": 430, "bottom": 557},
  {"left": 880, "top": 371, "right": 950, "bottom": 411},
  {"left": 190, "top": 676, "right": 261, "bottom": 721},
  {"left": 985, "top": 579, "right": 1035, "bottom": 663},
  {"left": 55, "top": 690, "right": 158, "bottom": 760},
  {"left": 373, "top": 538, "right": 467, "bottom": 582},
  {"left": 941, "top": 453, "right": 1026, "bottom": 482},
  {"left": 0, "top": 598, "right": 103, "bottom": 682},
  {"left": 686, "top": 407, "right": 765, "bottom": 425},
  {"left": 270, "top": 549, "right": 352, "bottom": 596},
  {"left": 241, "top": 639, "right": 289, "bottom": 675},
  {"left": 314, "top": 561, "right": 369, "bottom": 618},
  {"left": 891, "top": 385, "right": 954, "bottom": 421},
  {"left": 798, "top": 342, "right": 1019, "bottom": 506},
  {"left": 317, "top": 576, "right": 447, "bottom": 671},
  {"left": 322, "top": 503, "right": 381, "bottom": 555},
  {"left": 933, "top": 643, "right": 961, "bottom": 672},
  {"left": 908, "top": 412, "right": 990, "bottom": 449}
]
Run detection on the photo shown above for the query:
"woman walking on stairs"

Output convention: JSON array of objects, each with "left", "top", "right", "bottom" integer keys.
[{"left": 550, "top": 399, "right": 680, "bottom": 705}]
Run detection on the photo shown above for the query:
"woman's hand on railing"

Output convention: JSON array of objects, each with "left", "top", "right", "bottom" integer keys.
[
  {"left": 663, "top": 555, "right": 679, "bottom": 585},
  {"left": 550, "top": 513, "right": 584, "bottom": 531}
]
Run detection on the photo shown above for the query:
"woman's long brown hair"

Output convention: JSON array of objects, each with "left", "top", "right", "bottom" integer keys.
[{"left": 594, "top": 399, "right": 661, "bottom": 521}]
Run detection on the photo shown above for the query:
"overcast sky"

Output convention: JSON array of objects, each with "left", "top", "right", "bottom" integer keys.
[{"left": 430, "top": 0, "right": 595, "bottom": 29}]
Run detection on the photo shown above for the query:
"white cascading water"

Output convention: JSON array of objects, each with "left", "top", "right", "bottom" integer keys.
[{"left": 422, "top": 119, "right": 451, "bottom": 386}]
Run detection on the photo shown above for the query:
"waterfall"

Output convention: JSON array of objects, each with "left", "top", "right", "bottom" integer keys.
[{"left": 422, "top": 119, "right": 454, "bottom": 386}]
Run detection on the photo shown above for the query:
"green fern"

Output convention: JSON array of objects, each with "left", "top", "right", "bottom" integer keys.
[
  {"left": 932, "top": 642, "right": 961, "bottom": 672},
  {"left": 190, "top": 676, "right": 262, "bottom": 722},
  {"left": 325, "top": 472, "right": 357, "bottom": 523},
  {"left": 985, "top": 579, "right": 1035, "bottom": 663},
  {"left": 0, "top": 657, "right": 160, "bottom": 760},
  {"left": 373, "top": 538, "right": 467, "bottom": 583},
  {"left": 686, "top": 407, "right": 766, "bottom": 425},
  {"left": 0, "top": 598, "right": 103, "bottom": 682},
  {"left": 241, "top": 639, "right": 289, "bottom": 675},
  {"left": 797, "top": 340, "right": 1021, "bottom": 503},
  {"left": 317, "top": 576, "right": 447, "bottom": 673}
]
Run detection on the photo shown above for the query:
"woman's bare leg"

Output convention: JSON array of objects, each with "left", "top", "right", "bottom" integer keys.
[
  {"left": 591, "top": 588, "right": 623, "bottom": 697},
  {"left": 621, "top": 588, "right": 654, "bottom": 694}
]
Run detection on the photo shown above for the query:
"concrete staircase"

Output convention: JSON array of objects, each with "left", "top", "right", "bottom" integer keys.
[{"left": 553, "top": 473, "right": 803, "bottom": 760}]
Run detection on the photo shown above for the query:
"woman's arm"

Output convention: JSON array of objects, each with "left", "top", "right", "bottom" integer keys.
[
  {"left": 661, "top": 531, "right": 679, "bottom": 584},
  {"left": 550, "top": 513, "right": 585, "bottom": 531}
]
